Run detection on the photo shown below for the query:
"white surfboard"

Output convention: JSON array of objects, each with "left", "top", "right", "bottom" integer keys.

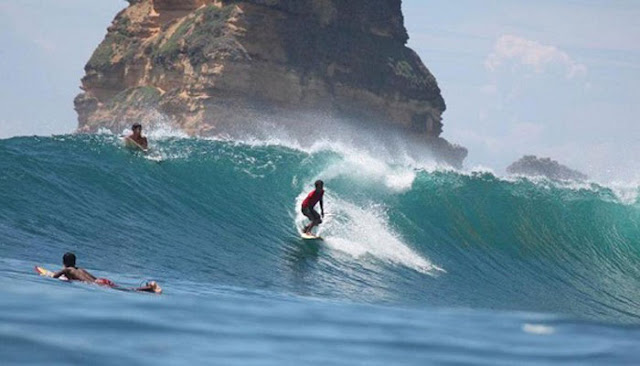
[
  {"left": 123, "top": 137, "right": 149, "bottom": 153},
  {"left": 301, "top": 232, "right": 323, "bottom": 240}
]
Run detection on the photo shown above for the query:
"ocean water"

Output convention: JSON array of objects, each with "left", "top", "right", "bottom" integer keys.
[{"left": 1, "top": 134, "right": 639, "bottom": 365}]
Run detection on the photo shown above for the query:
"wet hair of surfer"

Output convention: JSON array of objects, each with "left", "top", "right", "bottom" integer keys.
[{"left": 63, "top": 252, "right": 76, "bottom": 267}]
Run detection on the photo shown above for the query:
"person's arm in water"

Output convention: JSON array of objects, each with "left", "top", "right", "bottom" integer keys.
[
  {"left": 134, "top": 281, "right": 162, "bottom": 293},
  {"left": 52, "top": 268, "right": 70, "bottom": 279},
  {"left": 320, "top": 197, "right": 324, "bottom": 218},
  {"left": 53, "top": 267, "right": 96, "bottom": 282}
]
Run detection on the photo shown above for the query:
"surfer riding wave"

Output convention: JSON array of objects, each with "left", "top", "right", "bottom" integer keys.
[{"left": 301, "top": 180, "right": 325, "bottom": 235}]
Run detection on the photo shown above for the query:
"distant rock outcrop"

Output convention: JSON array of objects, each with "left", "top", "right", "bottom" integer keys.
[
  {"left": 507, "top": 155, "right": 588, "bottom": 181},
  {"left": 74, "top": 0, "right": 467, "bottom": 166}
]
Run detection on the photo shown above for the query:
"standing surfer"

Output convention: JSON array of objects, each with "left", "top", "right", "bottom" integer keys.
[
  {"left": 301, "top": 180, "right": 325, "bottom": 235},
  {"left": 125, "top": 123, "right": 148, "bottom": 151}
]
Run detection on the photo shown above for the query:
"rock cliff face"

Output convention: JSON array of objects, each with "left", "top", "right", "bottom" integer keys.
[
  {"left": 75, "top": 0, "right": 467, "bottom": 166},
  {"left": 507, "top": 155, "right": 588, "bottom": 181}
]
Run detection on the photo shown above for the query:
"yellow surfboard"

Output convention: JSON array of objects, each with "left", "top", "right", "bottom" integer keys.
[
  {"left": 34, "top": 266, "right": 68, "bottom": 280},
  {"left": 35, "top": 266, "right": 53, "bottom": 277}
]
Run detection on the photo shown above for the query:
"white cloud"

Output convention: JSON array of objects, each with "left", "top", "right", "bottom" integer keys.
[{"left": 485, "top": 35, "right": 587, "bottom": 78}]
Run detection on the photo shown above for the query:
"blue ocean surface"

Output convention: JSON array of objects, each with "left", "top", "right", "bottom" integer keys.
[{"left": 1, "top": 134, "right": 639, "bottom": 365}]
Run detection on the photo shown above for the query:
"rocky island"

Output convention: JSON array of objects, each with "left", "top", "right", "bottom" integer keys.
[
  {"left": 507, "top": 155, "right": 588, "bottom": 181},
  {"left": 75, "top": 0, "right": 467, "bottom": 166}
]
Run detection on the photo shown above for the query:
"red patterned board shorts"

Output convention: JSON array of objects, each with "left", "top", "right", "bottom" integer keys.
[{"left": 94, "top": 278, "right": 116, "bottom": 287}]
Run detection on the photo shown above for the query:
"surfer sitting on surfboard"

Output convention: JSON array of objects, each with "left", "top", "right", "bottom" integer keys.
[
  {"left": 301, "top": 180, "right": 325, "bottom": 235},
  {"left": 52, "top": 252, "right": 161, "bottom": 293},
  {"left": 124, "top": 123, "right": 148, "bottom": 150}
]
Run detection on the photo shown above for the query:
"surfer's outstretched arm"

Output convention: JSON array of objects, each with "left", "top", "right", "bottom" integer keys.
[
  {"left": 52, "top": 268, "right": 69, "bottom": 279},
  {"left": 133, "top": 281, "right": 162, "bottom": 294},
  {"left": 320, "top": 198, "right": 324, "bottom": 218}
]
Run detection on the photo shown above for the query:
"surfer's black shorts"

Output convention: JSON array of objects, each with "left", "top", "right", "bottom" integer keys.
[{"left": 302, "top": 206, "right": 322, "bottom": 224}]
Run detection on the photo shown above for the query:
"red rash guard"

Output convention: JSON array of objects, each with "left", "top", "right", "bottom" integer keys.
[{"left": 302, "top": 189, "right": 324, "bottom": 208}]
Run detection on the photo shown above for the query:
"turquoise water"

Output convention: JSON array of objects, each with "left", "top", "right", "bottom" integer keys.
[{"left": 1, "top": 134, "right": 639, "bottom": 364}]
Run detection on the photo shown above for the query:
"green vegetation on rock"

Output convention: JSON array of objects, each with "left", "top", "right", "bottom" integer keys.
[
  {"left": 152, "top": 5, "right": 244, "bottom": 69},
  {"left": 153, "top": 14, "right": 196, "bottom": 64},
  {"left": 87, "top": 16, "right": 135, "bottom": 71},
  {"left": 387, "top": 58, "right": 430, "bottom": 88},
  {"left": 87, "top": 37, "right": 117, "bottom": 71},
  {"left": 107, "top": 86, "right": 162, "bottom": 109}
]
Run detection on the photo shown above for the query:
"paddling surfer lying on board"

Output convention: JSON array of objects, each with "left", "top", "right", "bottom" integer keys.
[{"left": 53, "top": 252, "right": 161, "bottom": 293}]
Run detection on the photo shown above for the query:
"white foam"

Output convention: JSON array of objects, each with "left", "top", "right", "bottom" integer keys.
[
  {"left": 465, "top": 164, "right": 496, "bottom": 175},
  {"left": 295, "top": 190, "right": 444, "bottom": 275},
  {"left": 501, "top": 173, "right": 640, "bottom": 206},
  {"left": 201, "top": 115, "right": 448, "bottom": 174},
  {"left": 145, "top": 123, "right": 189, "bottom": 140},
  {"left": 220, "top": 131, "right": 437, "bottom": 192},
  {"left": 596, "top": 180, "right": 639, "bottom": 205},
  {"left": 318, "top": 148, "right": 417, "bottom": 192},
  {"left": 522, "top": 323, "right": 555, "bottom": 335},
  {"left": 96, "top": 127, "right": 114, "bottom": 135}
]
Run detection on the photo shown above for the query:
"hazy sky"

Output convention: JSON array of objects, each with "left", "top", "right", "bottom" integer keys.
[
  {"left": 0, "top": 1, "right": 638, "bottom": 179},
  {"left": 403, "top": 0, "right": 640, "bottom": 179}
]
